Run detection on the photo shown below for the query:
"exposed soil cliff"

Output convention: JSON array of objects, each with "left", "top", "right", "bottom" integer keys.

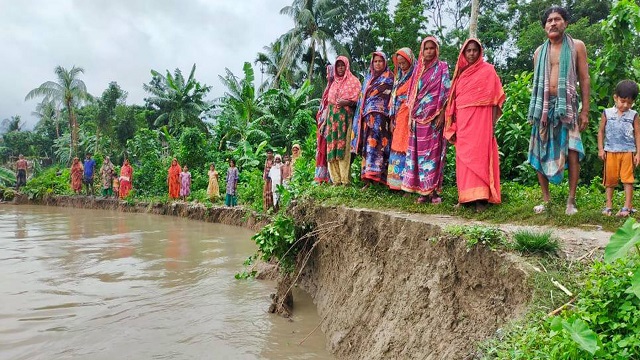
[{"left": 291, "top": 201, "right": 533, "bottom": 360}]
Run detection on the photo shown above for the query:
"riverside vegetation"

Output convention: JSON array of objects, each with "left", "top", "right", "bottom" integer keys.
[{"left": 2, "top": 1, "right": 640, "bottom": 358}]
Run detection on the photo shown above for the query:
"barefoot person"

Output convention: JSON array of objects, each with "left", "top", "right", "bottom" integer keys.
[
  {"left": 444, "top": 39, "right": 504, "bottom": 212},
  {"left": 528, "top": 6, "right": 590, "bottom": 215},
  {"left": 167, "top": 158, "right": 181, "bottom": 200},
  {"left": 15, "top": 154, "right": 28, "bottom": 191},
  {"left": 401, "top": 37, "right": 451, "bottom": 204},
  {"left": 207, "top": 163, "right": 220, "bottom": 201},
  {"left": 352, "top": 52, "right": 395, "bottom": 187},
  {"left": 70, "top": 157, "right": 83, "bottom": 194}
]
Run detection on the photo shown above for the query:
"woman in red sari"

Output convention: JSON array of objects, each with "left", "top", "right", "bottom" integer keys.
[
  {"left": 444, "top": 39, "right": 505, "bottom": 212},
  {"left": 386, "top": 47, "right": 416, "bottom": 190},
  {"left": 119, "top": 158, "right": 133, "bottom": 198},
  {"left": 167, "top": 158, "right": 181, "bottom": 199},
  {"left": 70, "top": 157, "right": 83, "bottom": 194}
]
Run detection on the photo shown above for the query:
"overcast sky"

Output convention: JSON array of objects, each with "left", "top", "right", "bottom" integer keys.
[{"left": 0, "top": 0, "right": 298, "bottom": 128}]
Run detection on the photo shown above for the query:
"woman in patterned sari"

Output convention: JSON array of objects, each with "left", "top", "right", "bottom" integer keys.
[
  {"left": 119, "top": 158, "right": 133, "bottom": 198},
  {"left": 444, "top": 39, "right": 505, "bottom": 212},
  {"left": 401, "top": 37, "right": 451, "bottom": 204},
  {"left": 70, "top": 157, "right": 83, "bottom": 194},
  {"left": 326, "top": 56, "right": 361, "bottom": 185},
  {"left": 315, "top": 67, "right": 332, "bottom": 184},
  {"left": 386, "top": 47, "right": 416, "bottom": 190},
  {"left": 351, "top": 52, "right": 394, "bottom": 186}
]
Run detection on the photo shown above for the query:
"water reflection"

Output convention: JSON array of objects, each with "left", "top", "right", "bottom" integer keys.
[{"left": 0, "top": 205, "right": 331, "bottom": 360}]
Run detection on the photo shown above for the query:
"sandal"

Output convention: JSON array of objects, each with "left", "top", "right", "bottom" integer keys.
[
  {"left": 617, "top": 207, "right": 637, "bottom": 217},
  {"left": 416, "top": 195, "right": 428, "bottom": 204},
  {"left": 431, "top": 195, "right": 443, "bottom": 204},
  {"left": 533, "top": 203, "right": 547, "bottom": 214},
  {"left": 602, "top": 207, "right": 613, "bottom": 216}
]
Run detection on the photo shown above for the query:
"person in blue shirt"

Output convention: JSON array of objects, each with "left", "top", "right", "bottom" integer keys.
[{"left": 83, "top": 153, "right": 97, "bottom": 196}]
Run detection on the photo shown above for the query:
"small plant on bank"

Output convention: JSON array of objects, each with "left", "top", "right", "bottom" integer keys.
[
  {"left": 251, "top": 213, "right": 298, "bottom": 273},
  {"left": 445, "top": 224, "right": 506, "bottom": 250},
  {"left": 512, "top": 230, "right": 560, "bottom": 254}
]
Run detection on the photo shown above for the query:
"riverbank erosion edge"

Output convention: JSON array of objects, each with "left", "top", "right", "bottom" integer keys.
[
  {"left": 12, "top": 195, "right": 534, "bottom": 359},
  {"left": 289, "top": 201, "right": 533, "bottom": 359},
  {"left": 13, "top": 194, "right": 271, "bottom": 232}
]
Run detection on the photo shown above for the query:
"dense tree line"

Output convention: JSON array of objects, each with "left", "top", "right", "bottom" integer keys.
[{"left": 1, "top": 0, "right": 639, "bottom": 194}]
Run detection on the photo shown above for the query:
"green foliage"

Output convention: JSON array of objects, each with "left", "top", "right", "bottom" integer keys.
[
  {"left": 127, "top": 129, "right": 167, "bottom": 196},
  {"left": 22, "top": 166, "right": 70, "bottom": 200},
  {"left": 605, "top": 218, "right": 640, "bottom": 263},
  {"left": 177, "top": 127, "right": 208, "bottom": 171},
  {"left": 0, "top": 166, "right": 16, "bottom": 186},
  {"left": 237, "top": 168, "right": 265, "bottom": 212},
  {"left": 512, "top": 230, "right": 560, "bottom": 254},
  {"left": 251, "top": 213, "right": 298, "bottom": 273},
  {"left": 143, "top": 64, "right": 212, "bottom": 135},
  {"left": 235, "top": 255, "right": 257, "bottom": 279},
  {"left": 496, "top": 72, "right": 537, "bottom": 185},
  {"left": 445, "top": 224, "right": 505, "bottom": 250}
]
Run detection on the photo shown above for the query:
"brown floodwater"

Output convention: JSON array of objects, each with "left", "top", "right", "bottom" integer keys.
[{"left": 0, "top": 205, "right": 332, "bottom": 360}]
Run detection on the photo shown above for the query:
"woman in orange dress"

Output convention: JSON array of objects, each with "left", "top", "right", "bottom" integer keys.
[
  {"left": 119, "top": 159, "right": 133, "bottom": 198},
  {"left": 167, "top": 158, "right": 181, "bottom": 199},
  {"left": 70, "top": 157, "right": 83, "bottom": 194},
  {"left": 386, "top": 47, "right": 415, "bottom": 190},
  {"left": 444, "top": 39, "right": 505, "bottom": 212}
]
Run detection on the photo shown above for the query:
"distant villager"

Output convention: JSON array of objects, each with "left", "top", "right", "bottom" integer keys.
[{"left": 119, "top": 159, "right": 133, "bottom": 198}]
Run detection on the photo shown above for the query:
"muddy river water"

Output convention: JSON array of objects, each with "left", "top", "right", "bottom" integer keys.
[{"left": 0, "top": 205, "right": 331, "bottom": 360}]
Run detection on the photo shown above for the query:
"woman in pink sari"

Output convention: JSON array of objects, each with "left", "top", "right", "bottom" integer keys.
[
  {"left": 401, "top": 37, "right": 450, "bottom": 203},
  {"left": 314, "top": 65, "right": 334, "bottom": 183},
  {"left": 119, "top": 158, "right": 133, "bottom": 198},
  {"left": 444, "top": 39, "right": 505, "bottom": 212}
]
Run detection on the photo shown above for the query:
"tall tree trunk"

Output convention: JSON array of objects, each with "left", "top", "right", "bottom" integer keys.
[
  {"left": 469, "top": 0, "right": 480, "bottom": 38},
  {"left": 308, "top": 38, "right": 316, "bottom": 83}
]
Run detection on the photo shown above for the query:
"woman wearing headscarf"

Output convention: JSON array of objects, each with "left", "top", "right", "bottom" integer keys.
[
  {"left": 401, "top": 37, "right": 451, "bottom": 203},
  {"left": 444, "top": 39, "right": 505, "bottom": 212},
  {"left": 119, "top": 158, "right": 133, "bottom": 198},
  {"left": 70, "top": 157, "right": 83, "bottom": 194},
  {"left": 167, "top": 158, "right": 181, "bottom": 200},
  {"left": 314, "top": 65, "right": 334, "bottom": 184},
  {"left": 326, "top": 56, "right": 362, "bottom": 185},
  {"left": 386, "top": 47, "right": 416, "bottom": 190},
  {"left": 352, "top": 52, "right": 395, "bottom": 186},
  {"left": 100, "top": 156, "right": 115, "bottom": 197}
]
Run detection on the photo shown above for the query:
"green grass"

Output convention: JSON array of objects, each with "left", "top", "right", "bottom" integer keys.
[
  {"left": 300, "top": 180, "right": 631, "bottom": 232},
  {"left": 512, "top": 230, "right": 560, "bottom": 254}
]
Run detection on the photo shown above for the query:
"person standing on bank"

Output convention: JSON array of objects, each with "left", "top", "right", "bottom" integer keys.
[
  {"left": 225, "top": 158, "right": 239, "bottom": 207},
  {"left": 528, "top": 6, "right": 590, "bottom": 215},
  {"left": 444, "top": 39, "right": 505, "bottom": 212},
  {"left": 401, "top": 37, "right": 451, "bottom": 204},
  {"left": 100, "top": 156, "right": 115, "bottom": 197},
  {"left": 315, "top": 65, "right": 334, "bottom": 184},
  {"left": 83, "top": 153, "right": 96, "bottom": 196},
  {"left": 598, "top": 80, "right": 640, "bottom": 217},
  {"left": 263, "top": 149, "right": 275, "bottom": 211},
  {"left": 352, "top": 51, "right": 395, "bottom": 187},
  {"left": 326, "top": 56, "right": 361, "bottom": 186},
  {"left": 15, "top": 154, "right": 28, "bottom": 191},
  {"left": 386, "top": 47, "right": 416, "bottom": 191}
]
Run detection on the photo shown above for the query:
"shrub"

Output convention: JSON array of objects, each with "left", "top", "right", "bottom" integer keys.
[{"left": 512, "top": 230, "right": 560, "bottom": 254}]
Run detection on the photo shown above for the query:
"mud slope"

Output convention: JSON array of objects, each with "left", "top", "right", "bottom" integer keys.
[{"left": 292, "top": 202, "right": 532, "bottom": 360}]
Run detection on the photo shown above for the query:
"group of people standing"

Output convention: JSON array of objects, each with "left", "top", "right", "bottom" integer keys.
[
  {"left": 315, "top": 36, "right": 503, "bottom": 211},
  {"left": 315, "top": 5, "right": 599, "bottom": 215},
  {"left": 166, "top": 158, "right": 239, "bottom": 207},
  {"left": 70, "top": 154, "right": 132, "bottom": 198},
  {"left": 262, "top": 145, "right": 301, "bottom": 211}
]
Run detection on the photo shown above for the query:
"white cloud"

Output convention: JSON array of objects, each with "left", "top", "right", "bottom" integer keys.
[{"left": 0, "top": 0, "right": 293, "bottom": 128}]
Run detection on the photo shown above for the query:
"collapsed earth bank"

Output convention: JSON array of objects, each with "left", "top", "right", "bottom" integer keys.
[
  {"left": 289, "top": 201, "right": 533, "bottom": 359},
  {"left": 13, "top": 195, "right": 533, "bottom": 359}
]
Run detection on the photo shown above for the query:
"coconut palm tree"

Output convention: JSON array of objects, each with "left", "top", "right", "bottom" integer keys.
[
  {"left": 276, "top": 0, "right": 344, "bottom": 83},
  {"left": 32, "top": 99, "right": 60, "bottom": 138},
  {"left": 143, "top": 64, "right": 212, "bottom": 136},
  {"left": 255, "top": 40, "right": 304, "bottom": 91},
  {"left": 25, "top": 66, "right": 90, "bottom": 158}
]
